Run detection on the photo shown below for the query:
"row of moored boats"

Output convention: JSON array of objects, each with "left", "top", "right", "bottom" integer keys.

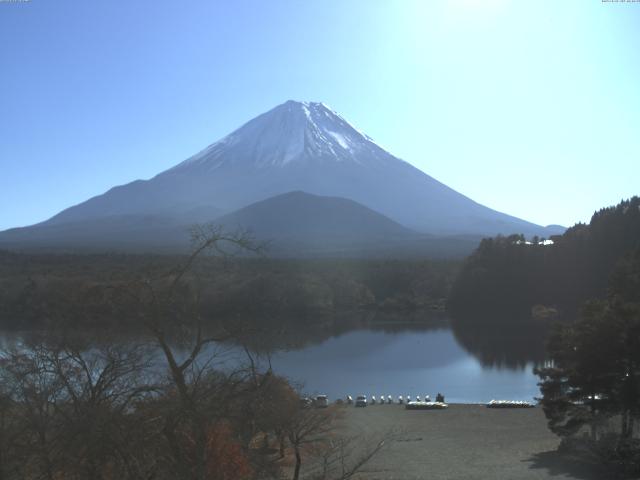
[
  {"left": 346, "top": 394, "right": 446, "bottom": 407},
  {"left": 314, "top": 395, "right": 535, "bottom": 409},
  {"left": 486, "top": 399, "right": 535, "bottom": 408}
]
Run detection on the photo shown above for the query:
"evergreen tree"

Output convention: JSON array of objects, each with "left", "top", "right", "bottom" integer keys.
[{"left": 536, "top": 248, "right": 640, "bottom": 474}]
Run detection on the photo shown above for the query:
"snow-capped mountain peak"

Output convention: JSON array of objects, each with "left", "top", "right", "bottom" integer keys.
[
  {"left": 170, "top": 100, "right": 395, "bottom": 172},
  {"left": 19, "top": 100, "right": 558, "bottom": 241}
]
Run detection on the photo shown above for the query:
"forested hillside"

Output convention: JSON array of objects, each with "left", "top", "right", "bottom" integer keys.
[
  {"left": 448, "top": 197, "right": 640, "bottom": 323},
  {"left": 0, "top": 252, "right": 457, "bottom": 330}
]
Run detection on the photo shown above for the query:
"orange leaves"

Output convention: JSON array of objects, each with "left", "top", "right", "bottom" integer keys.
[{"left": 205, "top": 423, "right": 253, "bottom": 480}]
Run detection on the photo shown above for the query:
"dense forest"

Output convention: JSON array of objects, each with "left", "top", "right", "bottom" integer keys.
[
  {"left": 0, "top": 250, "right": 458, "bottom": 330},
  {"left": 448, "top": 197, "right": 640, "bottom": 325}
]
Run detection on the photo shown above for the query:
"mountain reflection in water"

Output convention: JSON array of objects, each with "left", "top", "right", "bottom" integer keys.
[
  {"left": 263, "top": 327, "right": 540, "bottom": 403},
  {"left": 0, "top": 312, "right": 546, "bottom": 404},
  {"left": 222, "top": 313, "right": 545, "bottom": 403}
]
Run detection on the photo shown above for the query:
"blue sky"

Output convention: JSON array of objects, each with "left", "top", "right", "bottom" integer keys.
[{"left": 1, "top": 0, "right": 639, "bottom": 230}]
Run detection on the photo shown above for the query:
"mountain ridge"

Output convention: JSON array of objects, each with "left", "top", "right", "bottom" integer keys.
[
  {"left": 0, "top": 191, "right": 484, "bottom": 257},
  {"left": 1, "top": 100, "right": 564, "bottom": 253},
  {"left": 215, "top": 190, "right": 417, "bottom": 241}
]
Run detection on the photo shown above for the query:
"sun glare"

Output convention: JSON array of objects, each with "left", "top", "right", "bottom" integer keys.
[
  {"left": 443, "top": 0, "right": 510, "bottom": 21},
  {"left": 448, "top": 0, "right": 508, "bottom": 9}
]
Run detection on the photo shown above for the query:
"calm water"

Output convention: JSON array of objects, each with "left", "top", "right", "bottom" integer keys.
[
  {"left": 1, "top": 320, "right": 544, "bottom": 404},
  {"left": 218, "top": 325, "right": 542, "bottom": 404},
  {"left": 194, "top": 318, "right": 540, "bottom": 403}
]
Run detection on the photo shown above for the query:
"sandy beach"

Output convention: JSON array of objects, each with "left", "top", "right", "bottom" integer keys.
[{"left": 336, "top": 404, "right": 607, "bottom": 480}]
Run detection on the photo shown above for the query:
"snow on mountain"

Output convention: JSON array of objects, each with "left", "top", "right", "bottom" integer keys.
[
  {"left": 7, "top": 100, "right": 560, "bottom": 240},
  {"left": 169, "top": 100, "right": 397, "bottom": 172}
]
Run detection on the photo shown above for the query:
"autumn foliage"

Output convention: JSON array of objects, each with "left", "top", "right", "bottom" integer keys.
[{"left": 205, "top": 423, "right": 253, "bottom": 480}]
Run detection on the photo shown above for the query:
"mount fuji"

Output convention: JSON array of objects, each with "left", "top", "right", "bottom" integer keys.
[{"left": 0, "top": 100, "right": 563, "bottom": 254}]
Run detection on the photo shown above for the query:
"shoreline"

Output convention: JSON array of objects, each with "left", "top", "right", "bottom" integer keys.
[{"left": 334, "top": 403, "right": 605, "bottom": 480}]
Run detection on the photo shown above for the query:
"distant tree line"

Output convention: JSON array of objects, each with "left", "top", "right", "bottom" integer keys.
[
  {"left": 0, "top": 250, "right": 459, "bottom": 330},
  {"left": 448, "top": 197, "right": 640, "bottom": 324}
]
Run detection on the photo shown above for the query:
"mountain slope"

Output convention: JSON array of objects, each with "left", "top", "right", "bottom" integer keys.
[
  {"left": 0, "top": 100, "right": 564, "bottom": 254},
  {"left": 217, "top": 191, "right": 414, "bottom": 240},
  {"left": 33, "top": 101, "right": 558, "bottom": 237},
  {"left": 0, "top": 191, "right": 483, "bottom": 257},
  {"left": 0, "top": 214, "right": 196, "bottom": 253},
  {"left": 209, "top": 191, "right": 482, "bottom": 257},
  {"left": 0, "top": 191, "right": 417, "bottom": 253}
]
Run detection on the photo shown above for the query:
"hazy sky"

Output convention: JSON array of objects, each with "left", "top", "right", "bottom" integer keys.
[{"left": 1, "top": 0, "right": 639, "bottom": 231}]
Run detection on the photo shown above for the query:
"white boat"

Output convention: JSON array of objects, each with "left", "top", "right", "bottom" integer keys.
[
  {"left": 405, "top": 401, "right": 448, "bottom": 410},
  {"left": 486, "top": 399, "right": 534, "bottom": 408}
]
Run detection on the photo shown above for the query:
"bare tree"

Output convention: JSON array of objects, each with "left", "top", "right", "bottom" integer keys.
[
  {"left": 282, "top": 403, "right": 393, "bottom": 480},
  {"left": 0, "top": 345, "right": 63, "bottom": 480},
  {"left": 286, "top": 405, "right": 339, "bottom": 480},
  {"left": 306, "top": 434, "right": 389, "bottom": 480},
  {"left": 0, "top": 224, "right": 392, "bottom": 480},
  {"left": 46, "top": 340, "right": 155, "bottom": 479},
  {"left": 0, "top": 335, "right": 155, "bottom": 480},
  {"left": 109, "top": 225, "right": 267, "bottom": 480}
]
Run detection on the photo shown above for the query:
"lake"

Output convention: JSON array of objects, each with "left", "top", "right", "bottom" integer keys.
[
  {"left": 214, "top": 321, "right": 543, "bottom": 404},
  {"left": 0, "top": 317, "right": 545, "bottom": 405}
]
